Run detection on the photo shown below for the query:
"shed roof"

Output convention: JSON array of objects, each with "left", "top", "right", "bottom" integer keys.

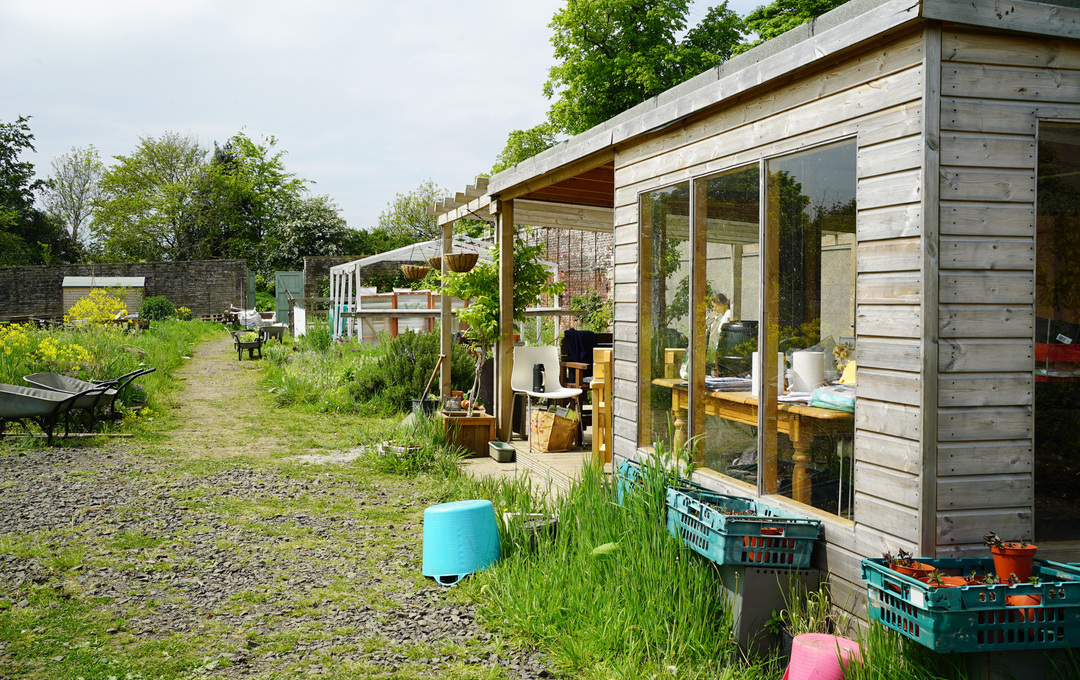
[
  {"left": 62, "top": 276, "right": 145, "bottom": 288},
  {"left": 434, "top": 0, "right": 1080, "bottom": 225}
]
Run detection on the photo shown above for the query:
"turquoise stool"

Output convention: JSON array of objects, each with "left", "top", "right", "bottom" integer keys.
[{"left": 422, "top": 499, "right": 501, "bottom": 585}]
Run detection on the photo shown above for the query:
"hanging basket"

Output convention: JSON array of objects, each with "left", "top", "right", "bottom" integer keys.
[
  {"left": 401, "top": 264, "right": 430, "bottom": 280},
  {"left": 427, "top": 255, "right": 442, "bottom": 271},
  {"left": 445, "top": 252, "right": 479, "bottom": 272}
]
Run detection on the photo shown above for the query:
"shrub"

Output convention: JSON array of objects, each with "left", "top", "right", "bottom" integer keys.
[
  {"left": 140, "top": 296, "right": 176, "bottom": 320},
  {"left": 176, "top": 306, "right": 192, "bottom": 321},
  {"left": 64, "top": 288, "right": 128, "bottom": 326},
  {"left": 347, "top": 330, "right": 474, "bottom": 413}
]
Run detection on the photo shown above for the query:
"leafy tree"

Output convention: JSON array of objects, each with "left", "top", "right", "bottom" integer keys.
[
  {"left": 736, "top": 0, "right": 850, "bottom": 53},
  {"left": 492, "top": 124, "right": 560, "bottom": 174},
  {"left": 0, "top": 116, "right": 75, "bottom": 265},
  {"left": 266, "top": 194, "right": 350, "bottom": 273},
  {"left": 91, "top": 132, "right": 207, "bottom": 261},
  {"left": 436, "top": 238, "right": 564, "bottom": 407},
  {"left": 43, "top": 145, "right": 104, "bottom": 250},
  {"left": 183, "top": 133, "right": 307, "bottom": 273},
  {"left": 543, "top": 0, "right": 745, "bottom": 135},
  {"left": 376, "top": 179, "right": 446, "bottom": 242}
]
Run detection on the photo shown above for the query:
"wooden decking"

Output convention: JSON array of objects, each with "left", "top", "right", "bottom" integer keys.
[{"left": 459, "top": 431, "right": 611, "bottom": 497}]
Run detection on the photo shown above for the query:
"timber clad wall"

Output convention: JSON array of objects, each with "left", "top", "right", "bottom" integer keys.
[
  {"left": 0, "top": 260, "right": 247, "bottom": 320},
  {"left": 610, "top": 28, "right": 930, "bottom": 615},
  {"left": 934, "top": 28, "right": 1053, "bottom": 554}
]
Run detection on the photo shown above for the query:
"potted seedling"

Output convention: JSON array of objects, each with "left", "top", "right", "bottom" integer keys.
[
  {"left": 919, "top": 569, "right": 967, "bottom": 588},
  {"left": 883, "top": 548, "right": 935, "bottom": 579},
  {"left": 984, "top": 532, "right": 1038, "bottom": 582}
]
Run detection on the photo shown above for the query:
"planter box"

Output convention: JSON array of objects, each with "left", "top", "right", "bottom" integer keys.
[{"left": 438, "top": 412, "right": 495, "bottom": 458}]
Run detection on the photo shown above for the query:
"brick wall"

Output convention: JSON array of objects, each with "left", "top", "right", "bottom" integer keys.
[
  {"left": 0, "top": 260, "right": 248, "bottom": 320},
  {"left": 524, "top": 227, "right": 615, "bottom": 319}
]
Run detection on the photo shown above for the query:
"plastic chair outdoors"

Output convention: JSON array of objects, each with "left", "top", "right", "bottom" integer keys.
[{"left": 510, "top": 346, "right": 582, "bottom": 453}]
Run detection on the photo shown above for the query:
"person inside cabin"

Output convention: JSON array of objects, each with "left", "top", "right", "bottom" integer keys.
[{"left": 705, "top": 292, "right": 732, "bottom": 369}]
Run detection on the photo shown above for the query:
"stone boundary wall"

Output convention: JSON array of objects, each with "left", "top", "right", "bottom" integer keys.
[{"left": 0, "top": 260, "right": 248, "bottom": 320}]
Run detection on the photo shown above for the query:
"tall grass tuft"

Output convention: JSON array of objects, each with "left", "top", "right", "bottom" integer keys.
[
  {"left": 364, "top": 413, "right": 466, "bottom": 478},
  {"left": 467, "top": 461, "right": 759, "bottom": 678}
]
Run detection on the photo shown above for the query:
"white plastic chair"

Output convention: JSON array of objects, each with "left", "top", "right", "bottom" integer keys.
[{"left": 510, "top": 346, "right": 583, "bottom": 452}]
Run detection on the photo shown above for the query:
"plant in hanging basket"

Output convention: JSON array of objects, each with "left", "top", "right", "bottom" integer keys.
[
  {"left": 882, "top": 548, "right": 936, "bottom": 579},
  {"left": 984, "top": 532, "right": 1038, "bottom": 582},
  {"left": 427, "top": 255, "right": 442, "bottom": 271},
  {"left": 444, "top": 252, "right": 479, "bottom": 272},
  {"left": 401, "top": 264, "right": 430, "bottom": 280}
]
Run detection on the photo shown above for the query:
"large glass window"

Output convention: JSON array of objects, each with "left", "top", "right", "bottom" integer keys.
[
  {"left": 1035, "top": 123, "right": 1080, "bottom": 542},
  {"left": 763, "top": 142, "right": 856, "bottom": 514},
  {"left": 695, "top": 166, "right": 761, "bottom": 480},
  {"left": 640, "top": 183, "right": 691, "bottom": 451}
]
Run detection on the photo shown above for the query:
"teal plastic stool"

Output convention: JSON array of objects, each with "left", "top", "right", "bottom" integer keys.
[{"left": 422, "top": 499, "right": 501, "bottom": 585}]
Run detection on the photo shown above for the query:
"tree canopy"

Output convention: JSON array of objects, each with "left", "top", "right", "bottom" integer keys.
[
  {"left": 376, "top": 179, "right": 447, "bottom": 243},
  {"left": 495, "top": 0, "right": 850, "bottom": 168},
  {"left": 543, "top": 0, "right": 745, "bottom": 136},
  {"left": 43, "top": 145, "right": 103, "bottom": 251},
  {"left": 0, "top": 116, "right": 76, "bottom": 265}
]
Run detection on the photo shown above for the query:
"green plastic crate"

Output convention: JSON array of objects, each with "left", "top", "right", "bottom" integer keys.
[
  {"left": 862, "top": 557, "right": 1080, "bottom": 653},
  {"left": 665, "top": 487, "right": 821, "bottom": 567}
]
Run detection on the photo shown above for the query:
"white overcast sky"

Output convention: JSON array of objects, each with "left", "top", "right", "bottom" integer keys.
[{"left": 2, "top": 0, "right": 763, "bottom": 234}]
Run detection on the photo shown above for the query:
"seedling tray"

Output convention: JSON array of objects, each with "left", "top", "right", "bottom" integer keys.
[
  {"left": 862, "top": 557, "right": 1080, "bottom": 653},
  {"left": 665, "top": 487, "right": 820, "bottom": 568}
]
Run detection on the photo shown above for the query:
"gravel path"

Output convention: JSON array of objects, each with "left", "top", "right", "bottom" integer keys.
[{"left": 0, "top": 335, "right": 553, "bottom": 679}]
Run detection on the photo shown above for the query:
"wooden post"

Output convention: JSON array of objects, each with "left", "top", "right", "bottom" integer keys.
[
  {"left": 440, "top": 221, "right": 453, "bottom": 402},
  {"left": 496, "top": 201, "right": 515, "bottom": 441}
]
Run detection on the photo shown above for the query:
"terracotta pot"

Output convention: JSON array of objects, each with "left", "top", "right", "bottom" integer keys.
[
  {"left": 991, "top": 543, "right": 1037, "bottom": 582},
  {"left": 1006, "top": 594, "right": 1042, "bottom": 623},
  {"left": 918, "top": 574, "right": 969, "bottom": 588},
  {"left": 889, "top": 562, "right": 936, "bottom": 579}
]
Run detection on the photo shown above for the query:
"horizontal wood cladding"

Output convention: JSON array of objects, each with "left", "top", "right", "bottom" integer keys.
[
  {"left": 943, "top": 31, "right": 1080, "bottom": 70},
  {"left": 939, "top": 167, "right": 1035, "bottom": 202},
  {"left": 856, "top": 398, "right": 921, "bottom": 440},
  {"left": 938, "top": 406, "right": 1032, "bottom": 441},
  {"left": 938, "top": 440, "right": 1032, "bottom": 477},
  {"left": 939, "top": 237, "right": 1033, "bottom": 270},
  {"left": 939, "top": 271, "right": 1033, "bottom": 304},
  {"left": 939, "top": 133, "right": 1036, "bottom": 169},
  {"left": 858, "top": 204, "right": 921, "bottom": 242},
  {"left": 857, "top": 134, "right": 922, "bottom": 179},
  {"left": 940, "top": 202, "right": 1034, "bottom": 237},
  {"left": 618, "top": 66, "right": 924, "bottom": 195},
  {"left": 939, "top": 338, "right": 1033, "bottom": 372},
  {"left": 857, "top": 237, "right": 921, "bottom": 273},
  {"left": 945, "top": 62, "right": 1080, "bottom": 104},
  {"left": 855, "top": 494, "right": 920, "bottom": 543},
  {"left": 620, "top": 32, "right": 924, "bottom": 168},
  {"left": 857, "top": 272, "right": 920, "bottom": 304},
  {"left": 857, "top": 461, "right": 920, "bottom": 508},
  {"left": 857, "top": 367, "right": 921, "bottom": 406},
  {"left": 857, "top": 430, "right": 922, "bottom": 475},
  {"left": 857, "top": 168, "right": 922, "bottom": 211},
  {"left": 857, "top": 304, "right": 921, "bottom": 338},
  {"left": 937, "top": 474, "right": 1033, "bottom": 510},
  {"left": 937, "top": 507, "right": 1031, "bottom": 546},
  {"left": 858, "top": 337, "right": 921, "bottom": 372},
  {"left": 939, "top": 372, "right": 1033, "bottom": 407}
]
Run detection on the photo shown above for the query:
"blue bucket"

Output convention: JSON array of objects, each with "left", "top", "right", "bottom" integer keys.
[{"left": 422, "top": 499, "right": 501, "bottom": 586}]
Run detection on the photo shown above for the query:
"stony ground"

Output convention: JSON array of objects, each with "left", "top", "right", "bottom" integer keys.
[{"left": 0, "top": 335, "right": 553, "bottom": 679}]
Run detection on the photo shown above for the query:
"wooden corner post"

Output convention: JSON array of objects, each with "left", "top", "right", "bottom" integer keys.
[
  {"left": 439, "top": 221, "right": 453, "bottom": 401},
  {"left": 496, "top": 200, "right": 515, "bottom": 441}
]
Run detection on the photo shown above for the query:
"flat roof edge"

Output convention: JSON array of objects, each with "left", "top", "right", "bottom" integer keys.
[{"left": 488, "top": 0, "right": 1080, "bottom": 197}]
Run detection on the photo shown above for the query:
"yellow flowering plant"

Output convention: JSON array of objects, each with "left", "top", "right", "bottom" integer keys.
[{"left": 64, "top": 287, "right": 128, "bottom": 326}]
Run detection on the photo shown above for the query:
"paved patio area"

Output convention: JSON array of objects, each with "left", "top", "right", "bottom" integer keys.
[{"left": 460, "top": 428, "right": 611, "bottom": 497}]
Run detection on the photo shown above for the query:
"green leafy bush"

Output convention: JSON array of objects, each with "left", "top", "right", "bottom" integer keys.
[
  {"left": 140, "top": 296, "right": 176, "bottom": 320},
  {"left": 347, "top": 330, "right": 474, "bottom": 413}
]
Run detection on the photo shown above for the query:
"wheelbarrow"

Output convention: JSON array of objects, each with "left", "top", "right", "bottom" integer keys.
[
  {"left": 0, "top": 383, "right": 115, "bottom": 443},
  {"left": 23, "top": 368, "right": 155, "bottom": 427}
]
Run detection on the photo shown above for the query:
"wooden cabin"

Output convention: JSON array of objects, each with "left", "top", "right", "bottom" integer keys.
[
  {"left": 62, "top": 276, "right": 144, "bottom": 317},
  {"left": 432, "top": 0, "right": 1080, "bottom": 619}
]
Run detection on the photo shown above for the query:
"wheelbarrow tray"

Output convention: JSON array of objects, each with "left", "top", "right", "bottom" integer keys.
[
  {"left": 0, "top": 384, "right": 79, "bottom": 418},
  {"left": 24, "top": 373, "right": 117, "bottom": 410}
]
